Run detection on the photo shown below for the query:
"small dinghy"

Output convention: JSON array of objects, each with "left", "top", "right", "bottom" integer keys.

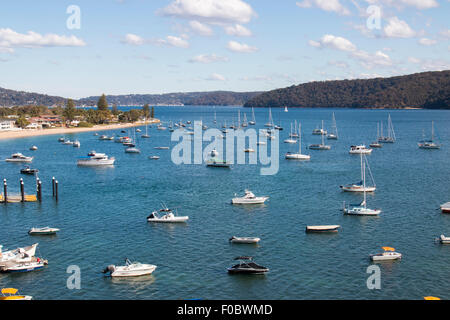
[
  {"left": 0, "top": 288, "right": 32, "bottom": 300},
  {"left": 20, "top": 166, "right": 38, "bottom": 175},
  {"left": 29, "top": 146, "right": 38, "bottom": 151},
  {"left": 147, "top": 204, "right": 188, "bottom": 223},
  {"left": 370, "top": 247, "right": 402, "bottom": 261},
  {"left": 28, "top": 227, "right": 60, "bottom": 235},
  {"left": 102, "top": 258, "right": 156, "bottom": 277},
  {"left": 231, "top": 190, "right": 268, "bottom": 205},
  {"left": 227, "top": 257, "right": 269, "bottom": 274},
  {"left": 229, "top": 236, "right": 260, "bottom": 244},
  {"left": 305, "top": 225, "right": 340, "bottom": 233},
  {"left": 438, "top": 235, "right": 450, "bottom": 244},
  {"left": 149, "top": 156, "right": 160, "bottom": 160}
]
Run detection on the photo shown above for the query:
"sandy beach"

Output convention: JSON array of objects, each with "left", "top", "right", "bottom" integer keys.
[{"left": 0, "top": 119, "right": 160, "bottom": 140}]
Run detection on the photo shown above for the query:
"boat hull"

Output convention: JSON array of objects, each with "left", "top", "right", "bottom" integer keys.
[
  {"left": 77, "top": 159, "right": 115, "bottom": 166},
  {"left": 111, "top": 265, "right": 157, "bottom": 277}
]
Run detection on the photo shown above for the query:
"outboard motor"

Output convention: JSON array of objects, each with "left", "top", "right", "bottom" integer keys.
[{"left": 102, "top": 265, "right": 115, "bottom": 274}]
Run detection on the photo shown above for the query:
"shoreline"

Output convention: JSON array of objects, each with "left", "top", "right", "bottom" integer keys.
[{"left": 0, "top": 119, "right": 160, "bottom": 141}]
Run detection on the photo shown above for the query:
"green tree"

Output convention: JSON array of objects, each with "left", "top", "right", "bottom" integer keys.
[
  {"left": 97, "top": 94, "right": 108, "bottom": 111},
  {"left": 142, "top": 104, "right": 150, "bottom": 119},
  {"left": 15, "top": 116, "right": 30, "bottom": 129},
  {"left": 63, "top": 99, "right": 76, "bottom": 124},
  {"left": 112, "top": 104, "right": 120, "bottom": 116},
  {"left": 150, "top": 106, "right": 155, "bottom": 119}
]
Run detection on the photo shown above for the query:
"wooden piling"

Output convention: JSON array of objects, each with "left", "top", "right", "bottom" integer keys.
[
  {"left": 55, "top": 180, "right": 58, "bottom": 202},
  {"left": 52, "top": 177, "right": 55, "bottom": 197},
  {"left": 37, "top": 180, "right": 42, "bottom": 202},
  {"left": 20, "top": 178, "right": 24, "bottom": 202}
]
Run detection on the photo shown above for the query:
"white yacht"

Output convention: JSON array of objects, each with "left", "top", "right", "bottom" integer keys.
[
  {"left": 6, "top": 153, "right": 33, "bottom": 162},
  {"left": 349, "top": 145, "right": 372, "bottom": 154},
  {"left": 103, "top": 258, "right": 157, "bottom": 277},
  {"left": 370, "top": 247, "right": 401, "bottom": 261},
  {"left": 147, "top": 205, "right": 188, "bottom": 223},
  {"left": 378, "top": 114, "right": 396, "bottom": 143},
  {"left": 286, "top": 123, "right": 310, "bottom": 160},
  {"left": 0, "top": 243, "right": 38, "bottom": 265},
  {"left": 231, "top": 190, "right": 268, "bottom": 205},
  {"left": 340, "top": 153, "right": 376, "bottom": 192},
  {"left": 77, "top": 153, "right": 115, "bottom": 166},
  {"left": 418, "top": 121, "right": 441, "bottom": 149},
  {"left": 73, "top": 140, "right": 80, "bottom": 148}
]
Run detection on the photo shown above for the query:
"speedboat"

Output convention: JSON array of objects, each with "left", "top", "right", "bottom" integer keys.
[
  {"left": 1, "top": 258, "right": 48, "bottom": 273},
  {"left": 439, "top": 235, "right": 450, "bottom": 244},
  {"left": 77, "top": 153, "right": 115, "bottom": 166},
  {"left": 29, "top": 146, "right": 38, "bottom": 151},
  {"left": 369, "top": 142, "right": 382, "bottom": 148},
  {"left": 125, "top": 146, "right": 141, "bottom": 153},
  {"left": 6, "top": 153, "right": 33, "bottom": 162},
  {"left": 229, "top": 236, "right": 260, "bottom": 244},
  {"left": 28, "top": 227, "right": 60, "bottom": 235},
  {"left": 244, "top": 148, "right": 255, "bottom": 153},
  {"left": 20, "top": 166, "right": 38, "bottom": 175},
  {"left": 227, "top": 257, "right": 269, "bottom": 274},
  {"left": 370, "top": 247, "right": 402, "bottom": 261},
  {"left": 147, "top": 205, "right": 189, "bottom": 223},
  {"left": 440, "top": 202, "right": 450, "bottom": 214},
  {"left": 231, "top": 190, "right": 268, "bottom": 205},
  {"left": 0, "top": 288, "right": 32, "bottom": 300},
  {"left": 305, "top": 225, "right": 340, "bottom": 233},
  {"left": 349, "top": 145, "right": 372, "bottom": 154},
  {"left": 102, "top": 258, "right": 156, "bottom": 277},
  {"left": 0, "top": 243, "right": 38, "bottom": 265}
]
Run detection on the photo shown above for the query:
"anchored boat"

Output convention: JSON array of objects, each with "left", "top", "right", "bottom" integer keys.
[
  {"left": 227, "top": 256, "right": 269, "bottom": 274},
  {"left": 6, "top": 153, "right": 33, "bottom": 163},
  {"left": 0, "top": 288, "right": 32, "bottom": 300},
  {"left": 229, "top": 236, "right": 260, "bottom": 244},
  {"left": 103, "top": 258, "right": 156, "bottom": 277},
  {"left": 147, "top": 204, "right": 189, "bottom": 223},
  {"left": 370, "top": 247, "right": 401, "bottom": 261},
  {"left": 231, "top": 190, "right": 268, "bottom": 205},
  {"left": 305, "top": 225, "right": 340, "bottom": 233},
  {"left": 28, "top": 227, "right": 59, "bottom": 235}
]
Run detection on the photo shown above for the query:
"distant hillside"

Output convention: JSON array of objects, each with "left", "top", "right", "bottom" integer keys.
[
  {"left": 78, "top": 91, "right": 262, "bottom": 107},
  {"left": 244, "top": 71, "right": 450, "bottom": 109},
  {"left": 0, "top": 87, "right": 66, "bottom": 106}
]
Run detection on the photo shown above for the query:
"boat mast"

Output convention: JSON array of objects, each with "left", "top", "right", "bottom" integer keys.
[
  {"left": 299, "top": 123, "right": 302, "bottom": 154},
  {"left": 363, "top": 153, "right": 367, "bottom": 208},
  {"left": 252, "top": 107, "right": 255, "bottom": 123},
  {"left": 431, "top": 121, "right": 434, "bottom": 141},
  {"left": 321, "top": 120, "right": 325, "bottom": 146}
]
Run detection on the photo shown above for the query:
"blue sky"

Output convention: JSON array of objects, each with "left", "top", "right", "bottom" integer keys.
[{"left": 0, "top": 0, "right": 448, "bottom": 99}]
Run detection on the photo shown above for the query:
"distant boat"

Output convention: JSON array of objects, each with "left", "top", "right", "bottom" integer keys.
[
  {"left": 102, "top": 258, "right": 156, "bottom": 277},
  {"left": 29, "top": 146, "right": 38, "bottom": 151},
  {"left": 264, "top": 108, "right": 274, "bottom": 127},
  {"left": 242, "top": 113, "right": 248, "bottom": 127},
  {"left": 148, "top": 156, "right": 160, "bottom": 160},
  {"left": 370, "top": 247, "right": 401, "bottom": 261},
  {"left": 284, "top": 106, "right": 288, "bottom": 112},
  {"left": 231, "top": 190, "right": 268, "bottom": 204},
  {"left": 340, "top": 153, "right": 376, "bottom": 192},
  {"left": 142, "top": 123, "right": 150, "bottom": 138},
  {"left": 327, "top": 113, "right": 338, "bottom": 140},
  {"left": 418, "top": 121, "right": 440, "bottom": 149},
  {"left": 77, "top": 153, "right": 115, "bottom": 166},
  {"left": 438, "top": 235, "right": 450, "bottom": 244},
  {"left": 0, "top": 288, "right": 32, "bottom": 300},
  {"left": 370, "top": 123, "right": 383, "bottom": 148},
  {"left": 147, "top": 204, "right": 188, "bottom": 223},
  {"left": 154, "top": 146, "right": 169, "bottom": 150},
  {"left": 229, "top": 236, "right": 260, "bottom": 244},
  {"left": 6, "top": 153, "right": 33, "bottom": 163},
  {"left": 286, "top": 123, "right": 310, "bottom": 160},
  {"left": 378, "top": 114, "right": 396, "bottom": 143},
  {"left": 349, "top": 145, "right": 372, "bottom": 154},
  {"left": 249, "top": 107, "right": 256, "bottom": 125},
  {"left": 440, "top": 202, "right": 450, "bottom": 214},
  {"left": 28, "top": 227, "right": 59, "bottom": 236},
  {"left": 206, "top": 159, "right": 231, "bottom": 168},
  {"left": 20, "top": 166, "right": 38, "bottom": 175},
  {"left": 227, "top": 256, "right": 268, "bottom": 274},
  {"left": 308, "top": 121, "right": 331, "bottom": 150},
  {"left": 73, "top": 140, "right": 80, "bottom": 148},
  {"left": 284, "top": 122, "right": 297, "bottom": 143},
  {"left": 305, "top": 225, "right": 340, "bottom": 233}
]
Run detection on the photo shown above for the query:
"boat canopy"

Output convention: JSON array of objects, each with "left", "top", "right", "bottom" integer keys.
[
  {"left": 1, "top": 288, "right": 18, "bottom": 294},
  {"left": 382, "top": 246, "right": 395, "bottom": 251}
]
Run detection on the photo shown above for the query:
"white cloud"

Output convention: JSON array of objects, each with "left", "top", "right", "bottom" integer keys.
[
  {"left": 189, "top": 20, "right": 214, "bottom": 36},
  {"left": 296, "top": 0, "right": 350, "bottom": 15},
  {"left": 0, "top": 28, "right": 86, "bottom": 53},
  {"left": 206, "top": 73, "right": 226, "bottom": 81},
  {"left": 156, "top": 35, "right": 189, "bottom": 48},
  {"left": 408, "top": 58, "right": 450, "bottom": 71},
  {"left": 122, "top": 33, "right": 145, "bottom": 45},
  {"left": 418, "top": 38, "right": 437, "bottom": 46},
  {"left": 224, "top": 24, "right": 252, "bottom": 37},
  {"left": 227, "top": 40, "right": 258, "bottom": 53},
  {"left": 408, "top": 57, "right": 421, "bottom": 64},
  {"left": 440, "top": 29, "right": 450, "bottom": 39},
  {"left": 188, "top": 53, "right": 228, "bottom": 63},
  {"left": 364, "top": 0, "right": 438, "bottom": 10},
  {"left": 161, "top": 0, "right": 256, "bottom": 24},
  {"left": 383, "top": 17, "right": 416, "bottom": 38},
  {"left": 309, "top": 34, "right": 357, "bottom": 52}
]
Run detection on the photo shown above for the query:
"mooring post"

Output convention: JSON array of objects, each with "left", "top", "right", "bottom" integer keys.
[
  {"left": 3, "top": 179, "right": 7, "bottom": 204},
  {"left": 52, "top": 177, "right": 55, "bottom": 197},
  {"left": 37, "top": 180, "right": 42, "bottom": 202},
  {"left": 20, "top": 178, "right": 24, "bottom": 202},
  {"left": 55, "top": 180, "right": 58, "bottom": 202}
]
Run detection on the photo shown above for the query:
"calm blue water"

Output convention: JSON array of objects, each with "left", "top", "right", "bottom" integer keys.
[{"left": 0, "top": 106, "right": 449, "bottom": 300}]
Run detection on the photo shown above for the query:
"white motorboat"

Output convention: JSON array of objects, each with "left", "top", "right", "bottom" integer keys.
[
  {"left": 77, "top": 153, "right": 115, "bottom": 166},
  {"left": 349, "top": 145, "right": 373, "bottom": 154},
  {"left": 439, "top": 235, "right": 450, "bottom": 244},
  {"left": 418, "top": 121, "right": 441, "bottom": 149},
  {"left": 29, "top": 146, "right": 38, "bottom": 151},
  {"left": 0, "top": 288, "right": 32, "bottom": 300},
  {"left": 125, "top": 146, "right": 141, "bottom": 153},
  {"left": 309, "top": 121, "right": 331, "bottom": 150},
  {"left": 0, "top": 243, "right": 38, "bottom": 265},
  {"left": 99, "top": 135, "right": 110, "bottom": 140},
  {"left": 286, "top": 123, "right": 310, "bottom": 160},
  {"left": 229, "top": 236, "right": 260, "bottom": 244},
  {"left": 103, "top": 258, "right": 156, "bottom": 277},
  {"left": 62, "top": 140, "right": 74, "bottom": 145},
  {"left": 378, "top": 114, "right": 396, "bottom": 143},
  {"left": 6, "top": 153, "right": 33, "bottom": 163},
  {"left": 28, "top": 227, "right": 60, "bottom": 235},
  {"left": 370, "top": 247, "right": 401, "bottom": 261},
  {"left": 244, "top": 148, "right": 255, "bottom": 153},
  {"left": 231, "top": 190, "right": 268, "bottom": 205},
  {"left": 305, "top": 225, "right": 340, "bottom": 233},
  {"left": 206, "top": 159, "right": 231, "bottom": 168},
  {"left": 340, "top": 153, "right": 376, "bottom": 192},
  {"left": 1, "top": 258, "right": 47, "bottom": 273},
  {"left": 147, "top": 205, "right": 189, "bottom": 223},
  {"left": 149, "top": 156, "right": 160, "bottom": 160},
  {"left": 440, "top": 202, "right": 450, "bottom": 214},
  {"left": 58, "top": 137, "right": 65, "bottom": 142},
  {"left": 73, "top": 140, "right": 80, "bottom": 148}
]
